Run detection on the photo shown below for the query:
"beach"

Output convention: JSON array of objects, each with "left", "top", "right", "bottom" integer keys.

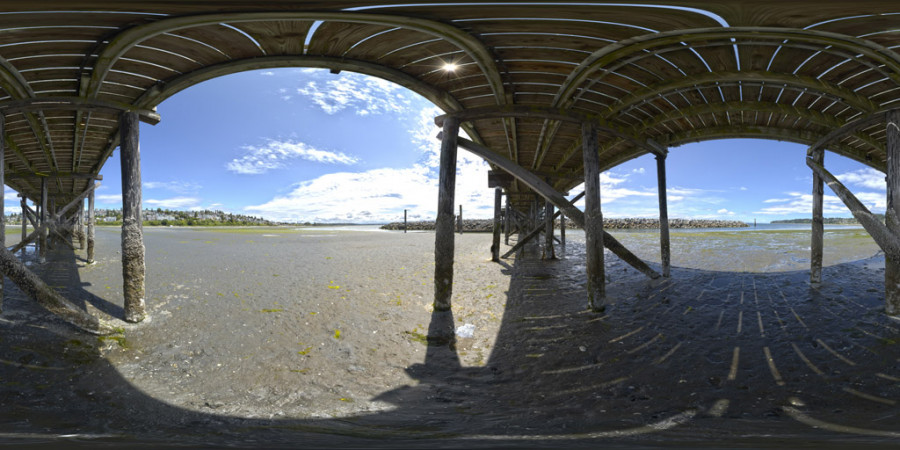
[{"left": 1, "top": 224, "right": 898, "bottom": 447}]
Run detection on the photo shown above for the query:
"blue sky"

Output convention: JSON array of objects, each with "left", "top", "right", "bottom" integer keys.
[{"left": 35, "top": 68, "right": 885, "bottom": 224}]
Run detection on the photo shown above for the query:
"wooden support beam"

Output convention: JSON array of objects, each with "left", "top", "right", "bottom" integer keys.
[
  {"left": 492, "top": 188, "right": 501, "bottom": 262},
  {"left": 119, "top": 112, "right": 146, "bottom": 323},
  {"left": 87, "top": 189, "right": 95, "bottom": 264},
  {"left": 504, "top": 195, "right": 511, "bottom": 245},
  {"left": 810, "top": 148, "right": 825, "bottom": 284},
  {"left": 39, "top": 177, "right": 47, "bottom": 261},
  {"left": 583, "top": 122, "right": 606, "bottom": 311},
  {"left": 6, "top": 172, "right": 102, "bottom": 181},
  {"left": 0, "top": 97, "right": 160, "bottom": 125},
  {"left": 52, "top": 182, "right": 99, "bottom": 222},
  {"left": 434, "top": 117, "right": 459, "bottom": 312},
  {"left": 452, "top": 135, "right": 659, "bottom": 279},
  {"left": 543, "top": 200, "right": 555, "bottom": 259},
  {"left": 20, "top": 199, "right": 27, "bottom": 256},
  {"left": 0, "top": 115, "right": 4, "bottom": 312},
  {"left": 503, "top": 192, "right": 585, "bottom": 258},
  {"left": 806, "top": 157, "right": 900, "bottom": 259},
  {"left": 0, "top": 245, "right": 117, "bottom": 334},
  {"left": 560, "top": 207, "right": 566, "bottom": 248},
  {"left": 887, "top": 111, "right": 900, "bottom": 316},
  {"left": 656, "top": 154, "right": 671, "bottom": 278}
]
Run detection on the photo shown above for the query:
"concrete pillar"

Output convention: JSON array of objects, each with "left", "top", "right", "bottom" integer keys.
[
  {"left": 434, "top": 117, "right": 459, "bottom": 311},
  {"left": 492, "top": 187, "right": 501, "bottom": 262},
  {"left": 87, "top": 189, "right": 95, "bottom": 263},
  {"left": 810, "top": 148, "right": 824, "bottom": 284},
  {"left": 119, "top": 112, "right": 146, "bottom": 323},
  {"left": 886, "top": 111, "right": 900, "bottom": 316},
  {"left": 656, "top": 154, "right": 671, "bottom": 278},
  {"left": 582, "top": 122, "right": 605, "bottom": 311}
]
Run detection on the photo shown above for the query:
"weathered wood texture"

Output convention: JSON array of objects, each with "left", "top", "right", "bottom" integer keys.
[
  {"left": 492, "top": 188, "right": 502, "bottom": 262},
  {"left": 502, "top": 193, "right": 584, "bottom": 258},
  {"left": 810, "top": 148, "right": 824, "bottom": 284},
  {"left": 20, "top": 199, "right": 27, "bottom": 255},
  {"left": 119, "top": 112, "right": 146, "bottom": 323},
  {"left": 806, "top": 157, "right": 900, "bottom": 260},
  {"left": 656, "top": 155, "right": 670, "bottom": 278},
  {"left": 0, "top": 246, "right": 117, "bottom": 335},
  {"left": 454, "top": 135, "right": 659, "bottom": 280},
  {"left": 543, "top": 200, "right": 555, "bottom": 260},
  {"left": 0, "top": 117, "right": 4, "bottom": 311},
  {"left": 583, "top": 122, "right": 606, "bottom": 311},
  {"left": 887, "top": 111, "right": 900, "bottom": 316},
  {"left": 87, "top": 189, "right": 96, "bottom": 263},
  {"left": 39, "top": 178, "right": 47, "bottom": 260},
  {"left": 434, "top": 117, "right": 459, "bottom": 311}
]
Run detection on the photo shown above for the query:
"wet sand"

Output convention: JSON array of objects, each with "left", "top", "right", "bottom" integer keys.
[{"left": 1, "top": 225, "right": 898, "bottom": 448}]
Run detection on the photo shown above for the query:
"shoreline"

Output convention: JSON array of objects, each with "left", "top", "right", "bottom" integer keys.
[{"left": 381, "top": 217, "right": 749, "bottom": 232}]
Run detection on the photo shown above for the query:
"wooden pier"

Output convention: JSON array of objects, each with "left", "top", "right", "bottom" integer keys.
[{"left": 0, "top": 2, "right": 899, "bottom": 332}]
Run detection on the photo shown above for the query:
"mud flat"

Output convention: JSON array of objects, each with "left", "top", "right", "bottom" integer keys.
[{"left": 0, "top": 225, "right": 897, "bottom": 448}]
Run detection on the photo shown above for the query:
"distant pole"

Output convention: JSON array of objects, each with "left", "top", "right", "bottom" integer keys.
[
  {"left": 20, "top": 199, "right": 27, "bottom": 257},
  {"left": 404, "top": 209, "right": 407, "bottom": 233},
  {"left": 656, "top": 154, "right": 671, "bottom": 278},
  {"left": 458, "top": 204, "right": 463, "bottom": 234},
  {"left": 87, "top": 189, "right": 95, "bottom": 263},
  {"left": 39, "top": 177, "right": 47, "bottom": 262},
  {"left": 560, "top": 210, "right": 566, "bottom": 248},
  {"left": 543, "top": 200, "right": 555, "bottom": 259}
]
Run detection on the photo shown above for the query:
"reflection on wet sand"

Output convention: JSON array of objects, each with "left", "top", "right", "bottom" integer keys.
[{"left": 0, "top": 226, "right": 897, "bottom": 447}]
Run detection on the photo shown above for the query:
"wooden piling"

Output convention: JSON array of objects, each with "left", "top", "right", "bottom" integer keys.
[
  {"left": 458, "top": 204, "right": 463, "bottom": 234},
  {"left": 543, "top": 200, "right": 555, "bottom": 259},
  {"left": 404, "top": 209, "right": 407, "bottom": 233},
  {"left": 656, "top": 154, "right": 671, "bottom": 277},
  {"left": 20, "top": 199, "right": 27, "bottom": 256},
  {"left": 119, "top": 112, "right": 146, "bottom": 323},
  {"left": 504, "top": 194, "right": 510, "bottom": 245},
  {"left": 75, "top": 205, "right": 86, "bottom": 249},
  {"left": 39, "top": 177, "right": 47, "bottom": 261},
  {"left": 0, "top": 116, "right": 4, "bottom": 311},
  {"left": 810, "top": 148, "right": 824, "bottom": 284},
  {"left": 560, "top": 209, "right": 566, "bottom": 248},
  {"left": 492, "top": 187, "right": 502, "bottom": 261},
  {"left": 887, "top": 110, "right": 900, "bottom": 316},
  {"left": 582, "top": 122, "right": 605, "bottom": 311},
  {"left": 87, "top": 189, "right": 95, "bottom": 263},
  {"left": 434, "top": 117, "right": 459, "bottom": 311}
]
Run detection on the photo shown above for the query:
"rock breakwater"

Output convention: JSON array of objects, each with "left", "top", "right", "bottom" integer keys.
[{"left": 381, "top": 218, "right": 748, "bottom": 232}]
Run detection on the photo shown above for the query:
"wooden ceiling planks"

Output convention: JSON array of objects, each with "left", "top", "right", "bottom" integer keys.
[{"left": 0, "top": 1, "right": 898, "bottom": 210}]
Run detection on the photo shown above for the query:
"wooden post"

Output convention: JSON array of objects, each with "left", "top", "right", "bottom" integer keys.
[
  {"left": 119, "top": 112, "right": 146, "bottom": 323},
  {"left": 543, "top": 200, "right": 555, "bottom": 259},
  {"left": 87, "top": 189, "right": 95, "bottom": 263},
  {"left": 656, "top": 154, "right": 671, "bottom": 278},
  {"left": 492, "top": 188, "right": 502, "bottom": 261},
  {"left": 458, "top": 204, "right": 463, "bottom": 234},
  {"left": 20, "top": 199, "right": 27, "bottom": 256},
  {"left": 810, "top": 148, "right": 824, "bottom": 284},
  {"left": 887, "top": 111, "right": 900, "bottom": 316},
  {"left": 39, "top": 177, "right": 47, "bottom": 261},
  {"left": 560, "top": 207, "right": 566, "bottom": 248},
  {"left": 0, "top": 116, "right": 4, "bottom": 311},
  {"left": 434, "top": 117, "right": 459, "bottom": 311},
  {"left": 76, "top": 204, "right": 85, "bottom": 249},
  {"left": 504, "top": 194, "right": 510, "bottom": 245},
  {"left": 582, "top": 122, "right": 605, "bottom": 311},
  {"left": 403, "top": 209, "right": 407, "bottom": 233}
]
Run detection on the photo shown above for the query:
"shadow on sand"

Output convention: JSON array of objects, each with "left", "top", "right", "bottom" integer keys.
[{"left": 1, "top": 238, "right": 898, "bottom": 448}]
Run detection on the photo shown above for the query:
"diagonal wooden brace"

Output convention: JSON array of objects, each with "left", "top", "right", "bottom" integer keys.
[
  {"left": 503, "top": 191, "right": 585, "bottom": 258},
  {"left": 451, "top": 135, "right": 660, "bottom": 279},
  {"left": 807, "top": 157, "right": 900, "bottom": 260}
]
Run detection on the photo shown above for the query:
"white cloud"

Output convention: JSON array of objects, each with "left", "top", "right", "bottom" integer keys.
[
  {"left": 144, "top": 180, "right": 201, "bottom": 194},
  {"left": 755, "top": 191, "right": 884, "bottom": 216},
  {"left": 260, "top": 71, "right": 274, "bottom": 76},
  {"left": 245, "top": 106, "right": 493, "bottom": 223},
  {"left": 96, "top": 194, "right": 122, "bottom": 204},
  {"left": 144, "top": 197, "right": 201, "bottom": 209},
  {"left": 227, "top": 140, "right": 359, "bottom": 174},
  {"left": 717, "top": 208, "right": 735, "bottom": 215},
  {"left": 295, "top": 72, "right": 412, "bottom": 116},
  {"left": 739, "top": 186, "right": 748, "bottom": 191},
  {"left": 836, "top": 168, "right": 885, "bottom": 191},
  {"left": 632, "top": 167, "right": 645, "bottom": 174}
]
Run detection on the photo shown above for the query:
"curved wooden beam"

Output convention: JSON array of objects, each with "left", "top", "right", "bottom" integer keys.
[
  {"left": 0, "top": 97, "right": 160, "bottom": 125},
  {"left": 88, "top": 11, "right": 505, "bottom": 105},
  {"left": 609, "top": 71, "right": 878, "bottom": 118},
  {"left": 556, "top": 27, "right": 900, "bottom": 107},
  {"left": 435, "top": 105, "right": 665, "bottom": 157}
]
